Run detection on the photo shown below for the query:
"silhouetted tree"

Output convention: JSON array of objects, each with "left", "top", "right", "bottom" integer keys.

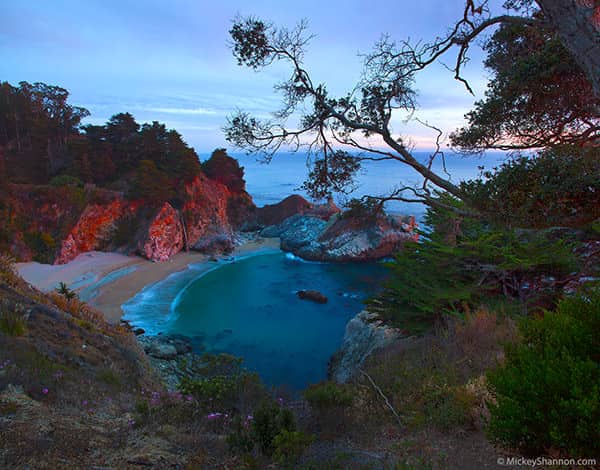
[
  {"left": 225, "top": 1, "right": 599, "bottom": 218},
  {"left": 202, "top": 148, "right": 246, "bottom": 192}
]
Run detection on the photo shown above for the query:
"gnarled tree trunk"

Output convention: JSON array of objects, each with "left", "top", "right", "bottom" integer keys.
[{"left": 537, "top": 0, "right": 600, "bottom": 98}]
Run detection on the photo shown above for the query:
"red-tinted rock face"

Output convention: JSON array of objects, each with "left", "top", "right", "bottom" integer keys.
[
  {"left": 6, "top": 160, "right": 257, "bottom": 264},
  {"left": 254, "top": 194, "right": 339, "bottom": 228},
  {"left": 182, "top": 174, "right": 233, "bottom": 249},
  {"left": 51, "top": 174, "right": 256, "bottom": 263},
  {"left": 5, "top": 184, "right": 121, "bottom": 263},
  {"left": 56, "top": 199, "right": 132, "bottom": 264},
  {"left": 138, "top": 203, "right": 183, "bottom": 262},
  {"left": 255, "top": 195, "right": 315, "bottom": 227}
]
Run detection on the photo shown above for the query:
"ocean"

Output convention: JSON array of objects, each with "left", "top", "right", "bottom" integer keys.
[
  {"left": 122, "top": 251, "right": 388, "bottom": 391},
  {"left": 123, "top": 149, "right": 507, "bottom": 390},
  {"left": 199, "top": 150, "right": 508, "bottom": 222}
]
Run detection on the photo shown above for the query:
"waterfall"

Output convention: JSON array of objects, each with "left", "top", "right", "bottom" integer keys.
[{"left": 179, "top": 210, "right": 189, "bottom": 252}]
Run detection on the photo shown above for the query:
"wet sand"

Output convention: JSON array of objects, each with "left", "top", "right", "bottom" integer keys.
[{"left": 16, "top": 238, "right": 281, "bottom": 324}]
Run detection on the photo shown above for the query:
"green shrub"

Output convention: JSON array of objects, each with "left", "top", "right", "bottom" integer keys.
[
  {"left": 97, "top": 368, "right": 121, "bottom": 388},
  {"left": 227, "top": 401, "right": 297, "bottom": 458},
  {"left": 56, "top": 281, "right": 77, "bottom": 300},
  {"left": 0, "top": 301, "right": 27, "bottom": 336},
  {"left": 112, "top": 212, "right": 142, "bottom": 247},
  {"left": 49, "top": 174, "right": 84, "bottom": 188},
  {"left": 369, "top": 193, "right": 578, "bottom": 331},
  {"left": 180, "top": 375, "right": 240, "bottom": 403},
  {"left": 461, "top": 146, "right": 600, "bottom": 228},
  {"left": 24, "top": 231, "right": 56, "bottom": 264},
  {"left": 226, "top": 415, "right": 255, "bottom": 454},
  {"left": 487, "top": 290, "right": 600, "bottom": 457},
  {"left": 342, "top": 197, "right": 383, "bottom": 222},
  {"left": 251, "top": 402, "right": 296, "bottom": 456},
  {"left": 178, "top": 353, "right": 266, "bottom": 413},
  {"left": 304, "top": 381, "right": 353, "bottom": 409},
  {"left": 273, "top": 429, "right": 314, "bottom": 466}
]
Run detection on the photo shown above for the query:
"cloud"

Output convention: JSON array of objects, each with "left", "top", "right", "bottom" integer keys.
[{"left": 144, "top": 106, "right": 218, "bottom": 116}]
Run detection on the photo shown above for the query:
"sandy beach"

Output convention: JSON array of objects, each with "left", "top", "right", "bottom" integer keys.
[{"left": 16, "top": 237, "right": 281, "bottom": 324}]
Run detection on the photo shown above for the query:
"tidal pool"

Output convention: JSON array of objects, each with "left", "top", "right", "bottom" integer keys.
[{"left": 123, "top": 251, "right": 387, "bottom": 390}]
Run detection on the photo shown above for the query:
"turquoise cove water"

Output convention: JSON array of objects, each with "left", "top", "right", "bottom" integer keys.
[{"left": 122, "top": 251, "right": 388, "bottom": 390}]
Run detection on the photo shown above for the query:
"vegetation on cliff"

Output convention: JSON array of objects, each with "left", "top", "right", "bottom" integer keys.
[
  {"left": 0, "top": 82, "right": 256, "bottom": 263},
  {"left": 487, "top": 290, "right": 600, "bottom": 457},
  {"left": 0, "top": 83, "right": 201, "bottom": 196},
  {"left": 225, "top": 2, "right": 599, "bottom": 218},
  {"left": 220, "top": 2, "right": 600, "bottom": 462}
]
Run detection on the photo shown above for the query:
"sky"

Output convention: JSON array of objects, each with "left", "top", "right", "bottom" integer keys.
[{"left": 1, "top": 0, "right": 503, "bottom": 154}]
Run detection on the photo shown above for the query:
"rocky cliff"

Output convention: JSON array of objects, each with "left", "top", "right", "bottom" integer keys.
[
  {"left": 261, "top": 211, "right": 418, "bottom": 262},
  {"left": 328, "top": 310, "right": 403, "bottom": 383},
  {"left": 251, "top": 194, "right": 340, "bottom": 228},
  {"left": 54, "top": 173, "right": 255, "bottom": 263},
  {"left": 4, "top": 172, "right": 416, "bottom": 265},
  {"left": 3, "top": 165, "right": 256, "bottom": 264}
]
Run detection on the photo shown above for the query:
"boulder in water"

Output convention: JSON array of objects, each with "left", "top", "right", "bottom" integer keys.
[{"left": 297, "top": 290, "right": 328, "bottom": 304}]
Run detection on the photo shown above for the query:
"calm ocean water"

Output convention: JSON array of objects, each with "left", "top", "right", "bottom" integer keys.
[
  {"left": 122, "top": 252, "right": 388, "bottom": 390},
  {"left": 123, "top": 150, "right": 506, "bottom": 390},
  {"left": 198, "top": 151, "right": 507, "bottom": 222}
]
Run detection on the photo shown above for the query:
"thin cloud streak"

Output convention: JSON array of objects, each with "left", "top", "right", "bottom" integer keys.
[{"left": 2, "top": 0, "right": 496, "bottom": 151}]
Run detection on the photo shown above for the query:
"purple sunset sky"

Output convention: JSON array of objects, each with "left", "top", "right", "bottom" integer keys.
[{"left": 1, "top": 0, "right": 507, "bottom": 153}]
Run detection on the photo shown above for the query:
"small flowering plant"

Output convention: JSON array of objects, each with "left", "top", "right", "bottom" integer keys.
[{"left": 131, "top": 389, "right": 196, "bottom": 428}]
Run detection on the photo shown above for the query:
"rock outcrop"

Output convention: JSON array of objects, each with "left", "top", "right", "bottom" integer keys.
[
  {"left": 248, "top": 194, "right": 340, "bottom": 230},
  {"left": 255, "top": 195, "right": 314, "bottom": 227},
  {"left": 52, "top": 172, "right": 256, "bottom": 264},
  {"left": 5, "top": 184, "right": 118, "bottom": 262},
  {"left": 329, "top": 310, "right": 402, "bottom": 383},
  {"left": 56, "top": 198, "right": 134, "bottom": 264},
  {"left": 297, "top": 289, "right": 328, "bottom": 303},
  {"left": 262, "top": 212, "right": 418, "bottom": 262},
  {"left": 138, "top": 202, "right": 184, "bottom": 262}
]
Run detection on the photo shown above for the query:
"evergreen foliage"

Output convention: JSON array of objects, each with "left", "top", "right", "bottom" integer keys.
[
  {"left": 451, "top": 19, "right": 599, "bottom": 151},
  {"left": 461, "top": 146, "right": 600, "bottom": 228},
  {"left": 0, "top": 81, "right": 203, "bottom": 199},
  {"left": 369, "top": 193, "right": 578, "bottom": 331},
  {"left": 487, "top": 290, "right": 600, "bottom": 457},
  {"left": 202, "top": 148, "right": 246, "bottom": 192}
]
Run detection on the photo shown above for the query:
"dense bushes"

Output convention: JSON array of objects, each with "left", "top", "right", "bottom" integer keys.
[
  {"left": 341, "top": 197, "right": 383, "bottom": 223},
  {"left": 369, "top": 193, "right": 578, "bottom": 331},
  {"left": 23, "top": 231, "right": 56, "bottom": 264},
  {"left": 304, "top": 381, "right": 353, "bottom": 409},
  {"left": 461, "top": 146, "right": 600, "bottom": 228},
  {"left": 335, "top": 309, "right": 516, "bottom": 436},
  {"left": 227, "top": 400, "right": 313, "bottom": 465},
  {"left": 0, "top": 82, "right": 203, "bottom": 200},
  {"left": 487, "top": 290, "right": 600, "bottom": 457},
  {"left": 202, "top": 148, "right": 246, "bottom": 192},
  {"left": 178, "top": 353, "right": 266, "bottom": 413}
]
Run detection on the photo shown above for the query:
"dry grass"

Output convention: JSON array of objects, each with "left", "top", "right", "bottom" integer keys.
[
  {"left": 340, "top": 308, "right": 518, "bottom": 437},
  {"left": 0, "top": 253, "right": 21, "bottom": 288}
]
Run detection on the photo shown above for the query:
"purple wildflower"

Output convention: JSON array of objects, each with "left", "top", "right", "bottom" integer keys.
[{"left": 42, "top": 388, "right": 49, "bottom": 395}]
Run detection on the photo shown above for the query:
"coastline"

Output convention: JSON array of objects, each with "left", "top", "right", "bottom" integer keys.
[{"left": 16, "top": 237, "right": 281, "bottom": 324}]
